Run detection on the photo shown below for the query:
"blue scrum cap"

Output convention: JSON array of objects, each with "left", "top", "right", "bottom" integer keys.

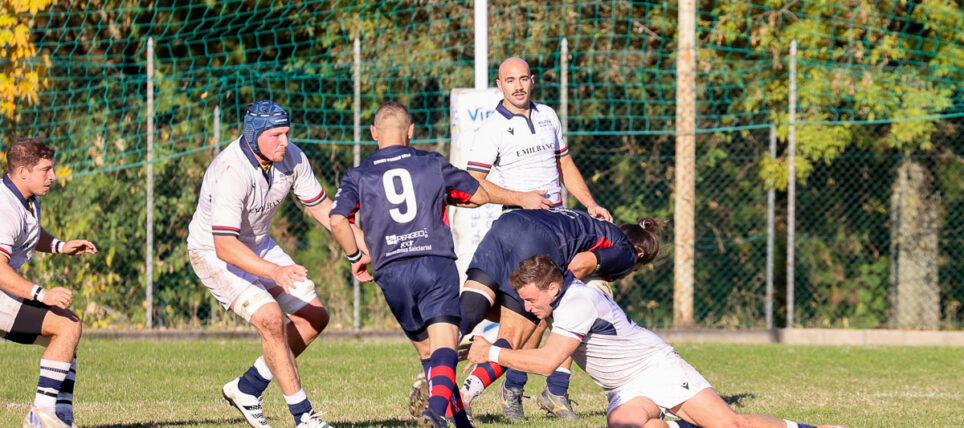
[{"left": 243, "top": 100, "right": 290, "bottom": 154}]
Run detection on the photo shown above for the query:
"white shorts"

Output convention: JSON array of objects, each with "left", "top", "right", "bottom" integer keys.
[
  {"left": 0, "top": 289, "right": 27, "bottom": 333},
  {"left": 606, "top": 349, "right": 712, "bottom": 415},
  {"left": 188, "top": 238, "right": 318, "bottom": 319}
]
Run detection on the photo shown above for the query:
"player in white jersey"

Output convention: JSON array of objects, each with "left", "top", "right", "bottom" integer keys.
[
  {"left": 1, "top": 138, "right": 98, "bottom": 428},
  {"left": 466, "top": 57, "right": 611, "bottom": 222},
  {"left": 187, "top": 100, "right": 351, "bottom": 428},
  {"left": 457, "top": 56, "right": 613, "bottom": 421},
  {"left": 467, "top": 256, "right": 846, "bottom": 428}
]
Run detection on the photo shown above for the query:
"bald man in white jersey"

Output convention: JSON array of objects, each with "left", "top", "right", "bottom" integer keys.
[{"left": 468, "top": 256, "right": 846, "bottom": 428}]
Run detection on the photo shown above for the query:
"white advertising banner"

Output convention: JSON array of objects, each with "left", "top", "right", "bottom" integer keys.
[{"left": 449, "top": 87, "right": 504, "bottom": 286}]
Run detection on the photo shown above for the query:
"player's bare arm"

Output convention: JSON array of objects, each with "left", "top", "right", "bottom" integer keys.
[
  {"left": 558, "top": 155, "right": 613, "bottom": 222},
  {"left": 568, "top": 251, "right": 598, "bottom": 279},
  {"left": 448, "top": 184, "right": 491, "bottom": 208},
  {"left": 36, "top": 227, "right": 97, "bottom": 255},
  {"left": 0, "top": 255, "right": 73, "bottom": 309},
  {"left": 467, "top": 333, "right": 580, "bottom": 377},
  {"left": 329, "top": 214, "right": 373, "bottom": 282},
  {"left": 212, "top": 234, "right": 307, "bottom": 292},
  {"left": 467, "top": 169, "right": 551, "bottom": 209}
]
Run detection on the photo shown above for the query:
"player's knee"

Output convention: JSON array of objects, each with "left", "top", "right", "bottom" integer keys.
[
  {"left": 251, "top": 305, "right": 285, "bottom": 338},
  {"left": 293, "top": 304, "right": 329, "bottom": 334}
]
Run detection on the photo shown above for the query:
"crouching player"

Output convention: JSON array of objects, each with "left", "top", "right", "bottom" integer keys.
[
  {"left": 468, "top": 255, "right": 846, "bottom": 428},
  {"left": 1, "top": 138, "right": 98, "bottom": 428},
  {"left": 329, "top": 102, "right": 488, "bottom": 428}
]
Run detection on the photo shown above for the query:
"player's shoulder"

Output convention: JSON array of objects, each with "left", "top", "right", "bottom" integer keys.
[{"left": 532, "top": 102, "right": 560, "bottom": 119}]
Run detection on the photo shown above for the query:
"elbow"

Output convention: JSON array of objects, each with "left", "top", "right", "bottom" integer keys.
[{"left": 535, "top": 364, "right": 556, "bottom": 377}]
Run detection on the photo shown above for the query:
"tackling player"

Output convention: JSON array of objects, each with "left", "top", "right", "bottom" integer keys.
[
  {"left": 329, "top": 102, "right": 488, "bottom": 428},
  {"left": 187, "top": 100, "right": 349, "bottom": 428},
  {"left": 455, "top": 56, "right": 613, "bottom": 420},
  {"left": 468, "top": 255, "right": 846, "bottom": 428},
  {"left": 1, "top": 138, "right": 98, "bottom": 428},
  {"left": 456, "top": 208, "right": 661, "bottom": 421}
]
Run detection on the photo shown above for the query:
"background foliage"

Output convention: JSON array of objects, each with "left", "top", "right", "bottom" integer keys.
[{"left": 0, "top": 0, "right": 961, "bottom": 329}]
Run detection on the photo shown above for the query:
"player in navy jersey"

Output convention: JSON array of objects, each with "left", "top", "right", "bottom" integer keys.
[
  {"left": 468, "top": 256, "right": 846, "bottom": 428},
  {"left": 457, "top": 209, "right": 661, "bottom": 420},
  {"left": 330, "top": 102, "right": 489, "bottom": 428}
]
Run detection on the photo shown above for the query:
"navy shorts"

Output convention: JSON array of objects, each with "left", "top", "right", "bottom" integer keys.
[
  {"left": 374, "top": 256, "right": 461, "bottom": 342},
  {"left": 468, "top": 214, "right": 565, "bottom": 322}
]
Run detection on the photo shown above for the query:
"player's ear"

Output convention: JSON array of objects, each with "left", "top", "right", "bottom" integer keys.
[
  {"left": 406, "top": 123, "right": 414, "bottom": 141},
  {"left": 369, "top": 124, "right": 378, "bottom": 141}
]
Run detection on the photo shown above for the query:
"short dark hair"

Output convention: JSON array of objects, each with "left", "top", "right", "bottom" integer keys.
[
  {"left": 509, "top": 255, "right": 563, "bottom": 291},
  {"left": 373, "top": 101, "right": 412, "bottom": 129},
  {"left": 618, "top": 216, "right": 663, "bottom": 265},
  {"left": 6, "top": 138, "right": 55, "bottom": 171}
]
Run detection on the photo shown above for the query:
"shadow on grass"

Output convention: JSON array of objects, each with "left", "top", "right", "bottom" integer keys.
[
  {"left": 722, "top": 392, "right": 755, "bottom": 407},
  {"left": 87, "top": 419, "right": 236, "bottom": 427}
]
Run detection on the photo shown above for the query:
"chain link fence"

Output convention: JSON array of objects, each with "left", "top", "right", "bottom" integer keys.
[{"left": 0, "top": 0, "right": 961, "bottom": 330}]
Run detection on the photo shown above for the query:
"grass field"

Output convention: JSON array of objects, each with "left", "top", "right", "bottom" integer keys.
[{"left": 0, "top": 337, "right": 961, "bottom": 427}]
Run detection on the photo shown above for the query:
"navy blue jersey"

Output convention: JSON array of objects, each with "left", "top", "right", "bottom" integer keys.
[
  {"left": 509, "top": 208, "right": 636, "bottom": 279},
  {"left": 331, "top": 145, "right": 480, "bottom": 270},
  {"left": 469, "top": 208, "right": 636, "bottom": 297}
]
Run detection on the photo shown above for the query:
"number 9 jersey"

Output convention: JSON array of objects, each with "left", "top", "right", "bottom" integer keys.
[{"left": 330, "top": 145, "right": 480, "bottom": 270}]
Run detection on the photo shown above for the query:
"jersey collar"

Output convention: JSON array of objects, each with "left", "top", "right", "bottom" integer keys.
[
  {"left": 495, "top": 101, "right": 539, "bottom": 134},
  {"left": 2, "top": 174, "right": 39, "bottom": 217},
  {"left": 550, "top": 271, "right": 577, "bottom": 310}
]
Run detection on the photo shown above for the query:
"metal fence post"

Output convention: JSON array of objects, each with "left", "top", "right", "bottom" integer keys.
[
  {"left": 674, "top": 0, "right": 696, "bottom": 327},
  {"left": 213, "top": 105, "right": 221, "bottom": 154},
  {"left": 353, "top": 37, "right": 361, "bottom": 331},
  {"left": 145, "top": 37, "right": 154, "bottom": 329},
  {"left": 474, "top": 0, "right": 488, "bottom": 89},
  {"left": 787, "top": 40, "right": 798, "bottom": 328},
  {"left": 560, "top": 38, "right": 569, "bottom": 207},
  {"left": 766, "top": 124, "right": 776, "bottom": 329}
]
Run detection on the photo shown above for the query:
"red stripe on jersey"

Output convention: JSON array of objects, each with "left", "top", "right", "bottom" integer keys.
[
  {"left": 347, "top": 203, "right": 360, "bottom": 224},
  {"left": 0, "top": 247, "right": 10, "bottom": 257},
  {"left": 211, "top": 226, "right": 241, "bottom": 232},
  {"left": 446, "top": 189, "right": 473, "bottom": 204},
  {"left": 587, "top": 237, "right": 613, "bottom": 251},
  {"left": 467, "top": 161, "right": 492, "bottom": 168},
  {"left": 300, "top": 189, "right": 327, "bottom": 204}
]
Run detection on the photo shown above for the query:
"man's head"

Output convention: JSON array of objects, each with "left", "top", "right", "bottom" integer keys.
[
  {"left": 243, "top": 100, "right": 290, "bottom": 163},
  {"left": 496, "top": 57, "right": 534, "bottom": 114},
  {"left": 370, "top": 101, "right": 414, "bottom": 149},
  {"left": 509, "top": 255, "right": 564, "bottom": 319},
  {"left": 4, "top": 138, "right": 57, "bottom": 197},
  {"left": 619, "top": 216, "right": 662, "bottom": 269}
]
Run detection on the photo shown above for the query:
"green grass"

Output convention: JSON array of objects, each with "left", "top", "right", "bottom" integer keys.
[{"left": 0, "top": 338, "right": 961, "bottom": 427}]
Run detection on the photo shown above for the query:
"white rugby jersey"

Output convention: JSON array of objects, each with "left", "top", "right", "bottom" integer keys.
[
  {"left": 0, "top": 175, "right": 41, "bottom": 272},
  {"left": 466, "top": 102, "right": 568, "bottom": 205},
  {"left": 187, "top": 137, "right": 326, "bottom": 252},
  {"left": 550, "top": 278, "right": 674, "bottom": 392}
]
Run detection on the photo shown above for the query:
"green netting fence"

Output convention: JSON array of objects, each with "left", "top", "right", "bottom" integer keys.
[{"left": 0, "top": 0, "right": 961, "bottom": 329}]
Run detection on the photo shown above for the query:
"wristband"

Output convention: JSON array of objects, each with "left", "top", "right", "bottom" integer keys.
[
  {"left": 346, "top": 250, "right": 363, "bottom": 263},
  {"left": 488, "top": 345, "right": 502, "bottom": 363},
  {"left": 52, "top": 239, "right": 65, "bottom": 254},
  {"left": 30, "top": 284, "right": 46, "bottom": 302}
]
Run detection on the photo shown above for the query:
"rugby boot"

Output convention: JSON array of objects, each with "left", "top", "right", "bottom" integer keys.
[
  {"left": 408, "top": 370, "right": 430, "bottom": 418},
  {"left": 295, "top": 411, "right": 334, "bottom": 428},
  {"left": 23, "top": 407, "right": 69, "bottom": 428},
  {"left": 498, "top": 381, "right": 526, "bottom": 422},
  {"left": 417, "top": 408, "right": 450, "bottom": 428},
  {"left": 222, "top": 377, "right": 271, "bottom": 428},
  {"left": 536, "top": 387, "right": 579, "bottom": 419}
]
